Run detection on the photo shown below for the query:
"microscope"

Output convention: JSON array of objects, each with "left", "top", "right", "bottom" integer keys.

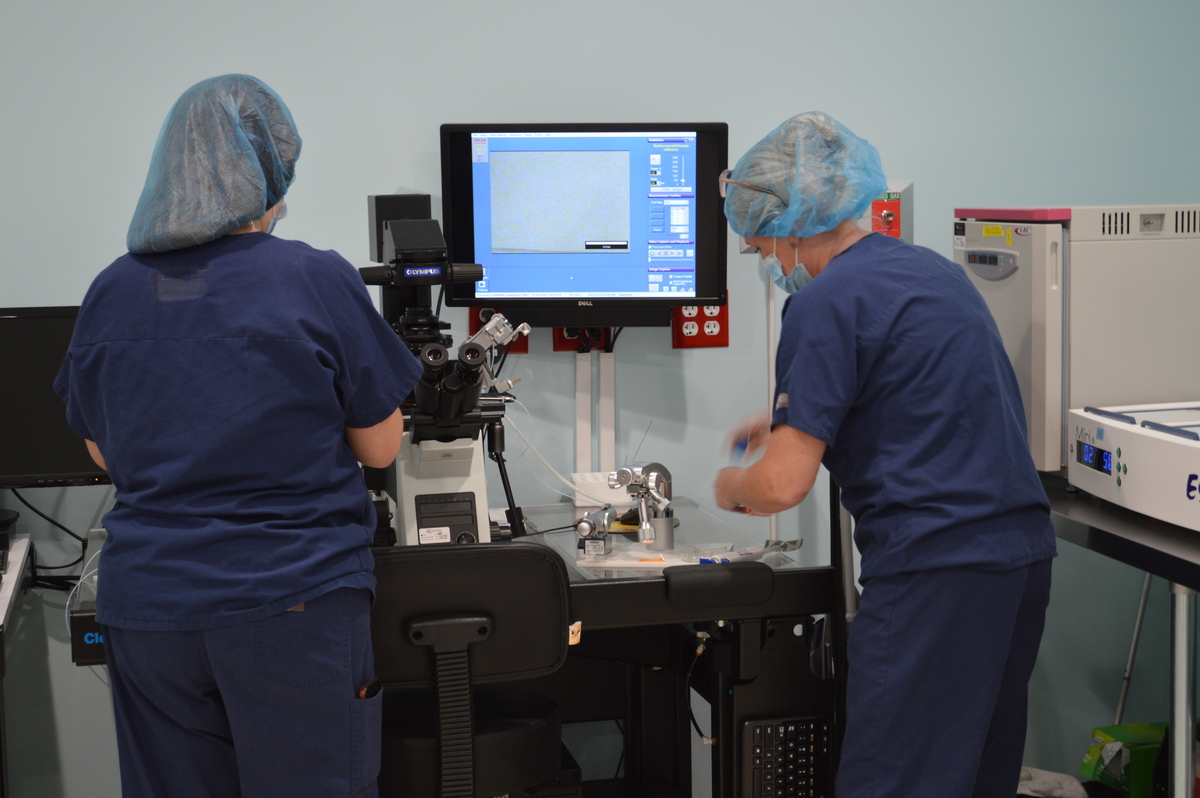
[{"left": 360, "top": 198, "right": 528, "bottom": 546}]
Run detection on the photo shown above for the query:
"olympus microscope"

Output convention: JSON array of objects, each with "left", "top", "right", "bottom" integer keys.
[{"left": 360, "top": 201, "right": 528, "bottom": 545}]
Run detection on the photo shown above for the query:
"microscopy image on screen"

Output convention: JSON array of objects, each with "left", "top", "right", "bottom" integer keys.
[{"left": 489, "top": 150, "right": 630, "bottom": 254}]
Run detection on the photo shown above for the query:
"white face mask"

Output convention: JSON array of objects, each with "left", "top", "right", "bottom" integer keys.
[{"left": 760, "top": 240, "right": 811, "bottom": 293}]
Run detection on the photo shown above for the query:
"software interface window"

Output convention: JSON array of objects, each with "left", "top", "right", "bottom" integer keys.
[{"left": 471, "top": 131, "right": 699, "bottom": 299}]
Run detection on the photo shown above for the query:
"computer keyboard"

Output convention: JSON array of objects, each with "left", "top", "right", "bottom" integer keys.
[{"left": 743, "top": 716, "right": 831, "bottom": 798}]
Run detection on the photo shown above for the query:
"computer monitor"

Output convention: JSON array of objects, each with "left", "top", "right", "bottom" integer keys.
[
  {"left": 0, "top": 306, "right": 110, "bottom": 488},
  {"left": 440, "top": 122, "right": 728, "bottom": 328}
]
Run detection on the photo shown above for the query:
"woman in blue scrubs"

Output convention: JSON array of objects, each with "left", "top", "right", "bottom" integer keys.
[
  {"left": 713, "top": 112, "right": 1057, "bottom": 798},
  {"left": 55, "top": 75, "right": 423, "bottom": 798}
]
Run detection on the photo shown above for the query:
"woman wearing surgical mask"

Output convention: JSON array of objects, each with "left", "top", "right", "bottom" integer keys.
[{"left": 713, "top": 113, "right": 1056, "bottom": 798}]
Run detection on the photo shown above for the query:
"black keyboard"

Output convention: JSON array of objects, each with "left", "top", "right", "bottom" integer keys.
[{"left": 743, "top": 717, "right": 831, "bottom": 798}]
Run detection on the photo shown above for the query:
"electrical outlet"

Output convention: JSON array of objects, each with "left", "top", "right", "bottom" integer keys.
[
  {"left": 467, "top": 307, "right": 529, "bottom": 353},
  {"left": 672, "top": 292, "right": 730, "bottom": 348}
]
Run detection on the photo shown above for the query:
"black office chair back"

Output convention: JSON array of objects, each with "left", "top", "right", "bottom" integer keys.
[{"left": 372, "top": 542, "right": 572, "bottom": 797}]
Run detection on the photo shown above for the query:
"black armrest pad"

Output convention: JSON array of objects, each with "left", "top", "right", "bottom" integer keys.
[{"left": 662, "top": 562, "right": 774, "bottom": 609}]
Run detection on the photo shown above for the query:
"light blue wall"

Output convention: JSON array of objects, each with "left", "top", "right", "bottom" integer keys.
[{"left": 3, "top": 1, "right": 1199, "bottom": 795}]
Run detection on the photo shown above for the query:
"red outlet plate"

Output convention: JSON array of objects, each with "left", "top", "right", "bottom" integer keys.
[
  {"left": 466, "top": 307, "right": 529, "bottom": 354},
  {"left": 672, "top": 293, "right": 729, "bottom": 348}
]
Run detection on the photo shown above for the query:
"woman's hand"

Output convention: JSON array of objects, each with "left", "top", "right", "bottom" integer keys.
[
  {"left": 713, "top": 465, "right": 772, "bottom": 516},
  {"left": 724, "top": 411, "right": 772, "bottom": 462}
]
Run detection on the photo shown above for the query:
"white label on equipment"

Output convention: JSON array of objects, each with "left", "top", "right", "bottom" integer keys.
[{"left": 419, "top": 526, "right": 452, "bottom": 545}]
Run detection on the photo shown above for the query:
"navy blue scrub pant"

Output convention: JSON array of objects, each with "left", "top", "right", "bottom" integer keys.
[
  {"left": 836, "top": 559, "right": 1052, "bottom": 798},
  {"left": 102, "top": 587, "right": 381, "bottom": 798}
]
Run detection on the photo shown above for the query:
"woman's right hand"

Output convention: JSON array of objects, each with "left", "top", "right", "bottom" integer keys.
[{"left": 724, "top": 412, "right": 772, "bottom": 461}]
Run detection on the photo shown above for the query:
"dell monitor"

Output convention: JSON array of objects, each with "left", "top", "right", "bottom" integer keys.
[{"left": 440, "top": 122, "right": 728, "bottom": 328}]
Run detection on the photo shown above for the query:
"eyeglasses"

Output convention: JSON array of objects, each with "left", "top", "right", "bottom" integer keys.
[{"left": 718, "top": 169, "right": 786, "bottom": 204}]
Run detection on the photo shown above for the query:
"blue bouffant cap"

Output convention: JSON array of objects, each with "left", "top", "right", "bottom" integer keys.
[
  {"left": 126, "top": 74, "right": 301, "bottom": 253},
  {"left": 724, "top": 112, "right": 886, "bottom": 239}
]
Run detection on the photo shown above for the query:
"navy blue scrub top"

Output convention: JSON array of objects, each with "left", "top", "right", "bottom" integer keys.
[
  {"left": 55, "top": 232, "right": 423, "bottom": 631},
  {"left": 772, "top": 234, "right": 1056, "bottom": 581}
]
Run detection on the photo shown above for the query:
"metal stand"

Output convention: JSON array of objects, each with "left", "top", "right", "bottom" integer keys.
[
  {"left": 1170, "top": 583, "right": 1195, "bottom": 798},
  {"left": 1115, "top": 573, "right": 1153, "bottom": 725}
]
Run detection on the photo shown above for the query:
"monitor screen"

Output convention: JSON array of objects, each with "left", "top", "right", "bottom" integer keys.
[
  {"left": 441, "top": 122, "right": 728, "bottom": 327},
  {"left": 0, "top": 306, "right": 110, "bottom": 488}
]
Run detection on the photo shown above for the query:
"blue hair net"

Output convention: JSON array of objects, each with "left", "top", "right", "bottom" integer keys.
[
  {"left": 724, "top": 112, "right": 886, "bottom": 239},
  {"left": 127, "top": 74, "right": 301, "bottom": 254}
]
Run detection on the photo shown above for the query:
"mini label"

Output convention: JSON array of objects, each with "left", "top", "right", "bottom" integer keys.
[
  {"left": 982, "top": 225, "right": 1005, "bottom": 238},
  {"left": 418, "top": 526, "right": 452, "bottom": 544}
]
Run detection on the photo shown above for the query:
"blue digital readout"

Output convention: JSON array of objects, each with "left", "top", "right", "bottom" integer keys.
[
  {"left": 1079, "top": 443, "right": 1096, "bottom": 467},
  {"left": 1076, "top": 442, "right": 1113, "bottom": 475}
]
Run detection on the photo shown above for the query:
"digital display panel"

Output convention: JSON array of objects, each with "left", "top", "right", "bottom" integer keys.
[
  {"left": 968, "top": 252, "right": 1001, "bottom": 266},
  {"left": 469, "top": 131, "right": 698, "bottom": 299},
  {"left": 1076, "top": 442, "right": 1113, "bottom": 475}
]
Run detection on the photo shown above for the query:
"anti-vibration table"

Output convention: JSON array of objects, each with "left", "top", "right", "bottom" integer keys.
[{"left": 520, "top": 498, "right": 845, "bottom": 798}]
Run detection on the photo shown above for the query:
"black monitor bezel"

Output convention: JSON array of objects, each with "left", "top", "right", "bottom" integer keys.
[
  {"left": 0, "top": 305, "right": 111, "bottom": 489},
  {"left": 440, "top": 121, "right": 728, "bottom": 328}
]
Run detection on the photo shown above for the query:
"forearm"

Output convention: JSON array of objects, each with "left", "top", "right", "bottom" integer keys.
[
  {"left": 714, "top": 424, "right": 824, "bottom": 515},
  {"left": 85, "top": 440, "right": 107, "bottom": 471},
  {"left": 717, "top": 460, "right": 811, "bottom": 515},
  {"left": 344, "top": 408, "right": 405, "bottom": 468}
]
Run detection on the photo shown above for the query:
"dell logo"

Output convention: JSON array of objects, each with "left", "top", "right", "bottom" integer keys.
[
  {"left": 1187, "top": 474, "right": 1199, "bottom": 501},
  {"left": 83, "top": 632, "right": 105, "bottom": 645},
  {"left": 578, "top": 300, "right": 593, "bottom": 306}
]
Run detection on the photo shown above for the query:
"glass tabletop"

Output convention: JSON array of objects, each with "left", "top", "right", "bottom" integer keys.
[{"left": 520, "top": 497, "right": 804, "bottom": 581}]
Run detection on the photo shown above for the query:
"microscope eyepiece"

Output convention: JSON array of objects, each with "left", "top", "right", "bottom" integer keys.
[
  {"left": 415, "top": 343, "right": 450, "bottom": 415},
  {"left": 421, "top": 343, "right": 449, "bottom": 367},
  {"left": 457, "top": 342, "right": 487, "bottom": 373}
]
